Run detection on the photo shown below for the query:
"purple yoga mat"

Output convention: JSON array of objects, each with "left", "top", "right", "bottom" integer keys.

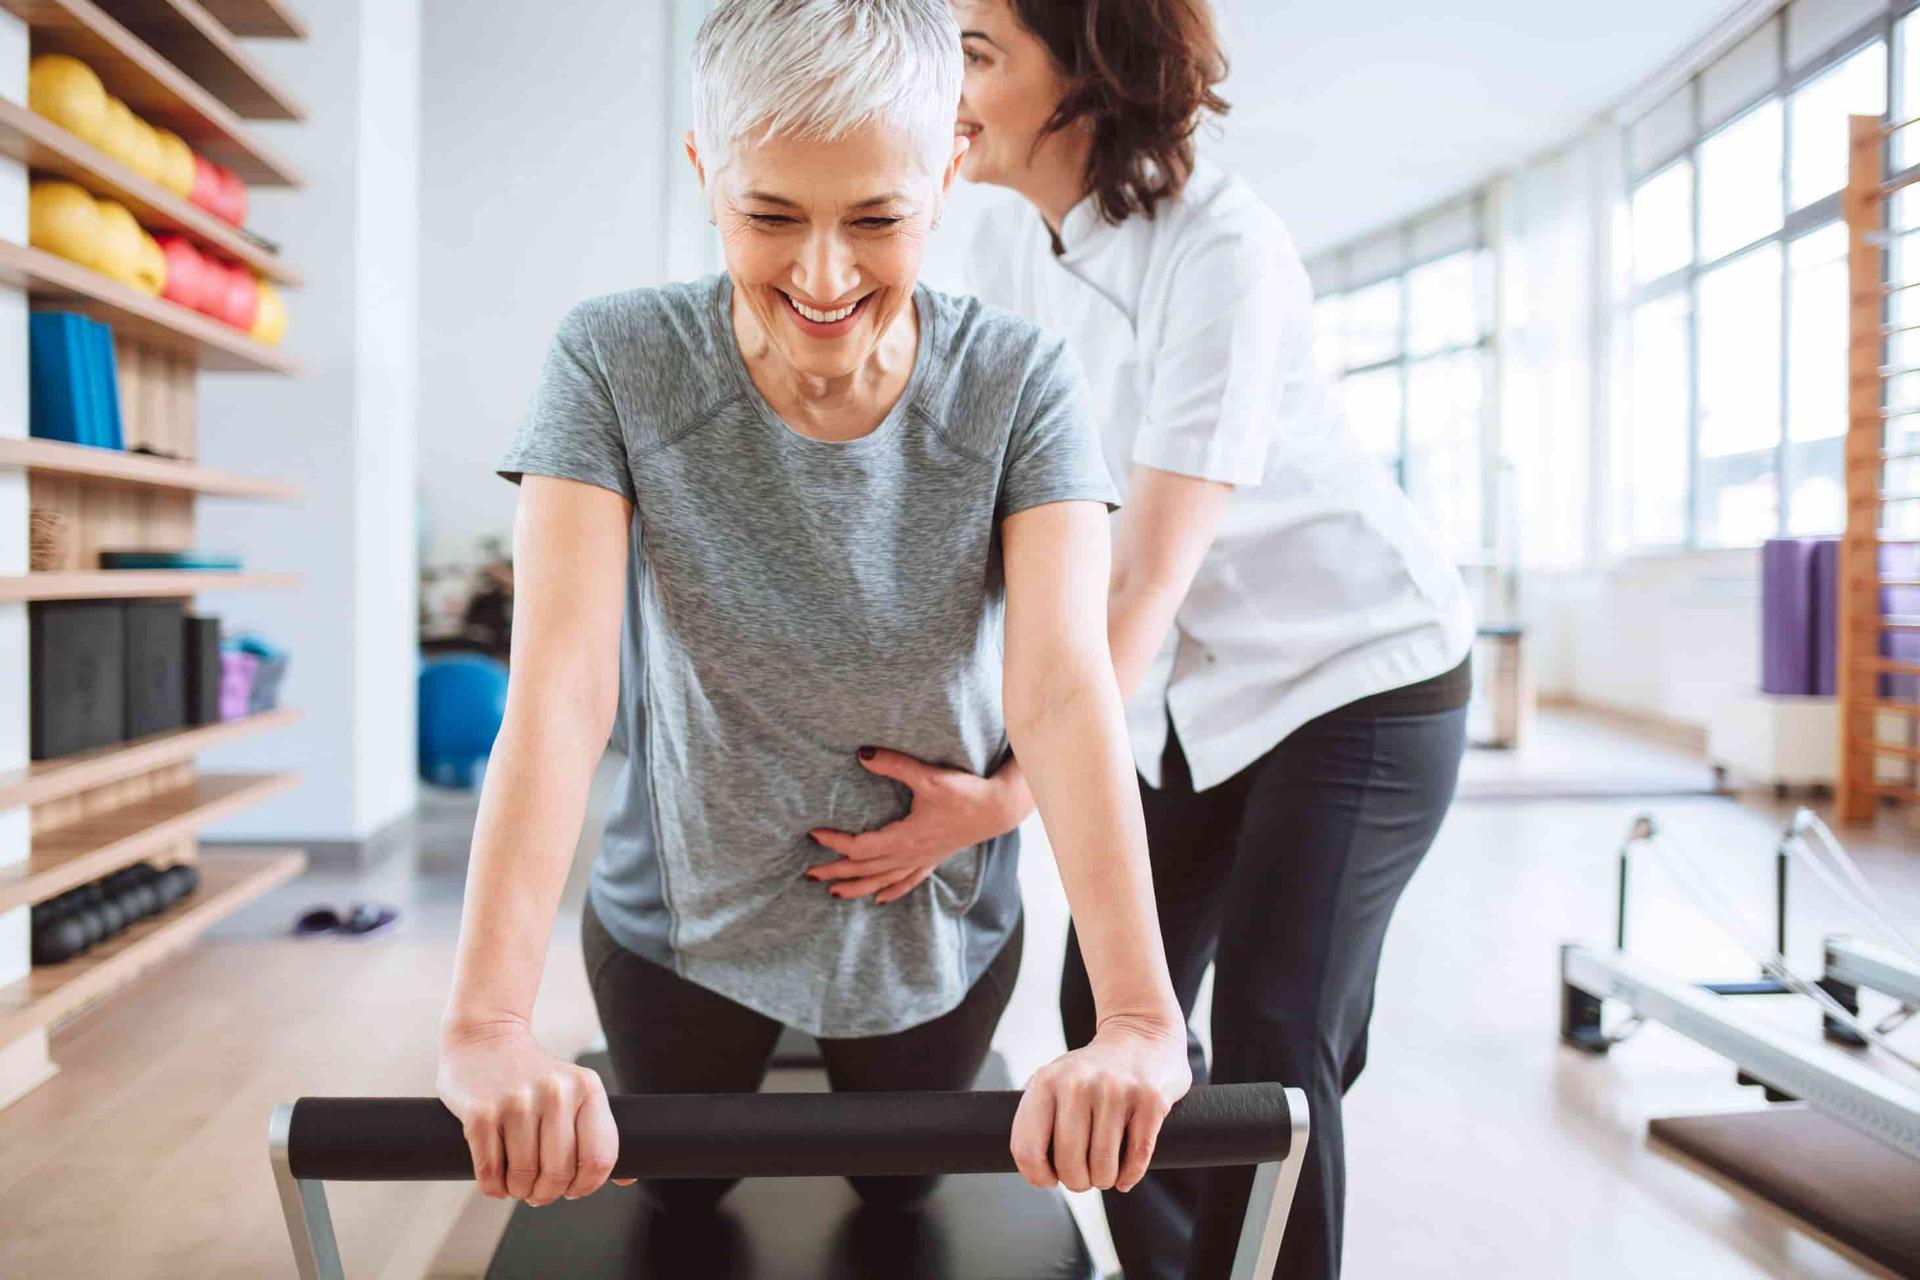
[
  {"left": 1884, "top": 543, "right": 1920, "bottom": 702},
  {"left": 1813, "top": 539, "right": 1839, "bottom": 697},
  {"left": 1762, "top": 539, "right": 1817, "bottom": 695}
]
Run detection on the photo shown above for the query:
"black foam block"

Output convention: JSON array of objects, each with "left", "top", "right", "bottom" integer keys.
[
  {"left": 183, "top": 615, "right": 223, "bottom": 725},
  {"left": 30, "top": 600, "right": 124, "bottom": 759},
  {"left": 123, "top": 599, "right": 186, "bottom": 739}
]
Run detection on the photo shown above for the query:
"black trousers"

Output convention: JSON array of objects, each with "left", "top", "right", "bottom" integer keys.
[
  {"left": 1062, "top": 701, "right": 1466, "bottom": 1280},
  {"left": 582, "top": 895, "right": 1023, "bottom": 1214}
]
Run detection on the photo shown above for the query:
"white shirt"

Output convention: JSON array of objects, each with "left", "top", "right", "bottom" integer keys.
[{"left": 968, "top": 161, "right": 1475, "bottom": 791}]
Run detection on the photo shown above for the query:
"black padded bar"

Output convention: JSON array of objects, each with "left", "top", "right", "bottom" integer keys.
[{"left": 287, "top": 1082, "right": 1293, "bottom": 1182}]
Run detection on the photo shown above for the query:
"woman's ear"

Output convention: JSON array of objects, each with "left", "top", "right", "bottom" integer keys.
[
  {"left": 684, "top": 130, "right": 707, "bottom": 187},
  {"left": 942, "top": 133, "right": 970, "bottom": 194}
]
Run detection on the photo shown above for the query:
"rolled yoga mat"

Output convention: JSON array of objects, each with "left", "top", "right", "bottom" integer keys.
[
  {"left": 1811, "top": 539, "right": 1839, "bottom": 697},
  {"left": 1761, "top": 538, "right": 1816, "bottom": 696}
]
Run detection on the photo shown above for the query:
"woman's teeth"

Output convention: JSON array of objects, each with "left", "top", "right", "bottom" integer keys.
[{"left": 788, "top": 294, "right": 858, "bottom": 324}]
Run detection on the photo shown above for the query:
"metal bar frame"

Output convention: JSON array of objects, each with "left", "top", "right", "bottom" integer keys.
[
  {"left": 268, "top": 1093, "right": 1312, "bottom": 1280},
  {"left": 1561, "top": 944, "right": 1920, "bottom": 1160},
  {"left": 1825, "top": 934, "right": 1920, "bottom": 1006}
]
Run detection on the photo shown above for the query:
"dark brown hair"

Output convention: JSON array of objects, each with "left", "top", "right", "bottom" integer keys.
[{"left": 1008, "top": 0, "right": 1229, "bottom": 223}]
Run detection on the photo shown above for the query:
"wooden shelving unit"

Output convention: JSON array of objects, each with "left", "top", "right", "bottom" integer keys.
[
  {"left": 0, "top": 96, "right": 299, "bottom": 282},
  {"left": 0, "top": 0, "right": 307, "bottom": 1109},
  {"left": 0, "top": 436, "right": 300, "bottom": 497},
  {"left": 0, "top": 238, "right": 298, "bottom": 372},
  {"left": 195, "top": 0, "right": 299, "bottom": 39},
  {"left": 87, "top": 0, "right": 304, "bottom": 121},
  {"left": 0, "top": 568, "right": 300, "bottom": 599},
  {"left": 0, "top": 708, "right": 299, "bottom": 811},
  {"left": 0, "top": 849, "right": 306, "bottom": 1046},
  {"left": 0, "top": 770, "right": 298, "bottom": 911},
  {"left": 0, "top": 0, "right": 300, "bottom": 183}
]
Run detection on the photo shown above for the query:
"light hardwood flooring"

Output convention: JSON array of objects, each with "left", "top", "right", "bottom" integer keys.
[{"left": 0, "top": 711, "right": 1915, "bottom": 1278}]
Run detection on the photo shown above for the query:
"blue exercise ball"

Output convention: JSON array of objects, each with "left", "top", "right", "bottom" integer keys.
[{"left": 419, "top": 654, "right": 508, "bottom": 789}]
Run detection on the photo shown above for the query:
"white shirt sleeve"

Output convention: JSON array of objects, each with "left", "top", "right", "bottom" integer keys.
[{"left": 1133, "top": 221, "right": 1307, "bottom": 487}]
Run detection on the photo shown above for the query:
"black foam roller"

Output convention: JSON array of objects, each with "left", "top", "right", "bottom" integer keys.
[{"left": 284, "top": 1082, "right": 1295, "bottom": 1183}]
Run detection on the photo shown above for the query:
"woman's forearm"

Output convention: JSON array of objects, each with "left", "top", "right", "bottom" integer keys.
[
  {"left": 989, "top": 571, "right": 1183, "bottom": 820},
  {"left": 439, "top": 706, "right": 609, "bottom": 1043},
  {"left": 1005, "top": 661, "right": 1182, "bottom": 1029}
]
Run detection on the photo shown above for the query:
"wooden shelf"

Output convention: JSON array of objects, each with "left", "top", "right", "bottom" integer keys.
[
  {"left": 88, "top": 0, "right": 304, "bottom": 121},
  {"left": 0, "top": 849, "right": 305, "bottom": 1045},
  {"left": 0, "top": 770, "right": 297, "bottom": 912},
  {"left": 0, "top": 437, "right": 300, "bottom": 498},
  {"left": 0, "top": 568, "right": 301, "bottom": 599},
  {"left": 195, "top": 0, "right": 299, "bottom": 38},
  {"left": 0, "top": 0, "right": 301, "bottom": 185},
  {"left": 0, "top": 707, "right": 298, "bottom": 813},
  {"left": 0, "top": 238, "right": 298, "bottom": 373},
  {"left": 0, "top": 97, "right": 299, "bottom": 284}
]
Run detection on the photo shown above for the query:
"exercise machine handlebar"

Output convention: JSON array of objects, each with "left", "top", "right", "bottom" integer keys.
[{"left": 277, "top": 1081, "right": 1299, "bottom": 1182}]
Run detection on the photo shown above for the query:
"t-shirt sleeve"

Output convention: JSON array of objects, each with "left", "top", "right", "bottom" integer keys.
[
  {"left": 1133, "top": 224, "right": 1300, "bottom": 487},
  {"left": 996, "top": 335, "right": 1120, "bottom": 521},
  {"left": 497, "top": 302, "right": 636, "bottom": 503}
]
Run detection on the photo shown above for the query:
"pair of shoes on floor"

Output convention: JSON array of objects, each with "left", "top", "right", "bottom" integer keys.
[{"left": 293, "top": 902, "right": 399, "bottom": 937}]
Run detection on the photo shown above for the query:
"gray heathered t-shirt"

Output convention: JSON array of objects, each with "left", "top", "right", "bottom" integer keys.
[{"left": 497, "top": 273, "right": 1117, "bottom": 1037}]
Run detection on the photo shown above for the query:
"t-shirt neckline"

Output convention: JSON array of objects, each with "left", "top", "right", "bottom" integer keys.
[{"left": 712, "top": 274, "right": 934, "bottom": 453}]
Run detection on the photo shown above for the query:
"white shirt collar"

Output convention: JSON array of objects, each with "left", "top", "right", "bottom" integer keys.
[{"left": 1055, "top": 190, "right": 1115, "bottom": 261}]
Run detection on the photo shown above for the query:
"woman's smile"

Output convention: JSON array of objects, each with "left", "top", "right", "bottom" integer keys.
[{"left": 777, "top": 286, "right": 874, "bottom": 336}]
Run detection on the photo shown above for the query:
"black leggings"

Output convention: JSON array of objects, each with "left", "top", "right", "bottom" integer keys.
[
  {"left": 582, "top": 896, "right": 1023, "bottom": 1214},
  {"left": 1063, "top": 702, "right": 1466, "bottom": 1280}
]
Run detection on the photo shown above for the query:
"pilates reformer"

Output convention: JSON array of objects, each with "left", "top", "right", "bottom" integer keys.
[{"left": 269, "top": 1063, "right": 1308, "bottom": 1279}]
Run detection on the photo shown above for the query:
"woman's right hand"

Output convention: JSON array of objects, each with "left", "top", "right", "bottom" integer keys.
[{"left": 436, "top": 1019, "right": 631, "bottom": 1204}]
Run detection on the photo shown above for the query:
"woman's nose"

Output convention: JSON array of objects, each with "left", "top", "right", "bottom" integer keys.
[{"left": 791, "top": 231, "right": 858, "bottom": 302}]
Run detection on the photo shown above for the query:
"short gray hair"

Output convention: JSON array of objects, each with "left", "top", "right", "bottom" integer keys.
[{"left": 693, "top": 0, "right": 962, "bottom": 179}]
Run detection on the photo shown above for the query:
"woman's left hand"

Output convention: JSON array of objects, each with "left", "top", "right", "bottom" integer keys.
[
  {"left": 1012, "top": 1016, "right": 1192, "bottom": 1194},
  {"left": 807, "top": 749, "right": 1027, "bottom": 903}
]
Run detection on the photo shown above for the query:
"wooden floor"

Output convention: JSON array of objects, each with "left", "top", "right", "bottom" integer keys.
[{"left": 0, "top": 711, "right": 1916, "bottom": 1278}]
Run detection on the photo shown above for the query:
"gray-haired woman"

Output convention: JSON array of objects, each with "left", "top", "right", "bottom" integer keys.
[{"left": 433, "top": 0, "right": 1191, "bottom": 1219}]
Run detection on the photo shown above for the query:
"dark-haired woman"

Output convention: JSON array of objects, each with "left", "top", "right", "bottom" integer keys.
[{"left": 803, "top": 2, "right": 1472, "bottom": 1276}]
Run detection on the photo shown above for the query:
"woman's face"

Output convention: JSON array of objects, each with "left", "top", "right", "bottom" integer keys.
[
  {"left": 694, "top": 123, "right": 962, "bottom": 382},
  {"left": 952, "top": 0, "right": 1069, "bottom": 189}
]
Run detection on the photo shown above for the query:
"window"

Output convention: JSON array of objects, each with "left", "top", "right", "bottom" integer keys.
[
  {"left": 1696, "top": 243, "right": 1783, "bottom": 546},
  {"left": 1788, "top": 41, "right": 1886, "bottom": 207},
  {"left": 1617, "top": 20, "right": 1893, "bottom": 551},
  {"left": 1405, "top": 352, "right": 1485, "bottom": 554},
  {"left": 1313, "top": 293, "right": 1346, "bottom": 378},
  {"left": 1699, "top": 99, "right": 1783, "bottom": 262},
  {"left": 1786, "top": 222, "right": 1848, "bottom": 534},
  {"left": 1338, "top": 365, "right": 1404, "bottom": 466},
  {"left": 1406, "top": 251, "right": 1482, "bottom": 354},
  {"left": 1344, "top": 278, "right": 1402, "bottom": 369},
  {"left": 1625, "top": 291, "right": 1692, "bottom": 547},
  {"left": 1631, "top": 160, "right": 1693, "bottom": 284}
]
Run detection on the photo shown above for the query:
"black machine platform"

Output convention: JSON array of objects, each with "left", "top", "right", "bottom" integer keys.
[
  {"left": 482, "top": 1048, "right": 1097, "bottom": 1280},
  {"left": 1648, "top": 1104, "right": 1920, "bottom": 1277}
]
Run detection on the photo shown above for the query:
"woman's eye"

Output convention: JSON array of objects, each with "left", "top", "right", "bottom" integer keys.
[
  {"left": 854, "top": 217, "right": 903, "bottom": 231},
  {"left": 962, "top": 47, "right": 986, "bottom": 67},
  {"left": 747, "top": 214, "right": 795, "bottom": 227}
]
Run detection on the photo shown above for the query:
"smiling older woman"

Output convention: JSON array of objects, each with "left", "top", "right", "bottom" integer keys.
[{"left": 433, "top": 0, "right": 1190, "bottom": 1221}]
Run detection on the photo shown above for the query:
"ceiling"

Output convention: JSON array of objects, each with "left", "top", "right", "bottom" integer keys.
[{"left": 1207, "top": 0, "right": 1741, "bottom": 257}]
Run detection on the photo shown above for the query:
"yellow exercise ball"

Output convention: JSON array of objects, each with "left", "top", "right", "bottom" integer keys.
[
  {"left": 131, "top": 230, "right": 165, "bottom": 297},
  {"left": 92, "top": 199, "right": 145, "bottom": 286},
  {"left": 124, "top": 118, "right": 164, "bottom": 185},
  {"left": 29, "top": 55, "right": 107, "bottom": 146},
  {"left": 98, "top": 97, "right": 141, "bottom": 167},
  {"left": 29, "top": 180, "right": 102, "bottom": 269},
  {"left": 153, "top": 129, "right": 196, "bottom": 197},
  {"left": 250, "top": 278, "right": 287, "bottom": 345}
]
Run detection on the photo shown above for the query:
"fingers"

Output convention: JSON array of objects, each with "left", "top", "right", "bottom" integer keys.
[
  {"left": 465, "top": 1112, "right": 507, "bottom": 1199},
  {"left": 1051, "top": 1077, "right": 1093, "bottom": 1193},
  {"left": 528, "top": 1075, "right": 584, "bottom": 1206},
  {"left": 1010, "top": 1077, "right": 1060, "bottom": 1190},
  {"left": 805, "top": 850, "right": 905, "bottom": 880},
  {"left": 806, "top": 827, "right": 873, "bottom": 859},
  {"left": 1116, "top": 1089, "right": 1164, "bottom": 1193},
  {"left": 825, "top": 867, "right": 919, "bottom": 899},
  {"left": 1087, "top": 1084, "right": 1125, "bottom": 1192},
  {"left": 501, "top": 1094, "right": 541, "bottom": 1201},
  {"left": 855, "top": 747, "right": 930, "bottom": 787},
  {"left": 876, "top": 867, "right": 933, "bottom": 904},
  {"left": 563, "top": 1070, "right": 620, "bottom": 1200}
]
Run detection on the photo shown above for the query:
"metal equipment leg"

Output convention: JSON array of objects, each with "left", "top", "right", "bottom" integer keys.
[
  {"left": 269, "top": 1103, "right": 345, "bottom": 1280},
  {"left": 1227, "top": 1088, "right": 1311, "bottom": 1280}
]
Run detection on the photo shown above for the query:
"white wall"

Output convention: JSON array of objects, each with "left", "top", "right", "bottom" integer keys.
[
  {"left": 196, "top": 0, "right": 424, "bottom": 842},
  {"left": 415, "top": 0, "right": 679, "bottom": 570}
]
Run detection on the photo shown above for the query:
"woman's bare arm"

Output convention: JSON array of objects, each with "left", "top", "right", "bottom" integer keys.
[
  {"left": 999, "top": 498, "right": 1190, "bottom": 1194},
  {"left": 436, "top": 474, "right": 631, "bottom": 1205}
]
